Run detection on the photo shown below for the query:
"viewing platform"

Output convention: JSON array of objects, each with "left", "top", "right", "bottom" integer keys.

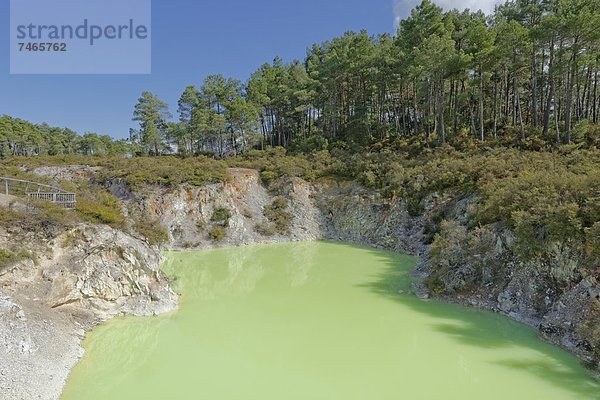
[{"left": 1, "top": 177, "right": 77, "bottom": 210}]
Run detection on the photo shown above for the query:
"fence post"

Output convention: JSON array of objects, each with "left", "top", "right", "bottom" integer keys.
[{"left": 4, "top": 179, "right": 7, "bottom": 195}]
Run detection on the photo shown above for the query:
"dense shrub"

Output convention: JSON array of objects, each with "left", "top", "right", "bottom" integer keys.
[
  {"left": 95, "top": 156, "right": 228, "bottom": 188},
  {"left": 1, "top": 155, "right": 229, "bottom": 189},
  {"left": 0, "top": 164, "right": 127, "bottom": 229},
  {"left": 332, "top": 146, "right": 599, "bottom": 281},
  {"left": 209, "top": 226, "right": 226, "bottom": 242},
  {"left": 76, "top": 190, "right": 125, "bottom": 227},
  {"left": 0, "top": 201, "right": 77, "bottom": 233},
  {"left": 427, "top": 221, "right": 499, "bottom": 295},
  {"left": 0, "top": 248, "right": 31, "bottom": 270},
  {"left": 210, "top": 207, "right": 232, "bottom": 227},
  {"left": 254, "top": 222, "right": 277, "bottom": 237},
  {"left": 476, "top": 162, "right": 599, "bottom": 265},
  {"left": 1, "top": 144, "right": 599, "bottom": 266},
  {"left": 254, "top": 197, "right": 293, "bottom": 236},
  {"left": 230, "top": 147, "right": 340, "bottom": 183},
  {"left": 263, "top": 197, "right": 293, "bottom": 234},
  {"left": 587, "top": 222, "right": 600, "bottom": 264},
  {"left": 133, "top": 218, "right": 169, "bottom": 246}
]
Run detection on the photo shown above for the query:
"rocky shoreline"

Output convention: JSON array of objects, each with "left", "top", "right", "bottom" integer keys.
[
  {"left": 113, "top": 167, "right": 600, "bottom": 373},
  {"left": 0, "top": 224, "right": 178, "bottom": 400},
  {"left": 1, "top": 166, "right": 597, "bottom": 399}
]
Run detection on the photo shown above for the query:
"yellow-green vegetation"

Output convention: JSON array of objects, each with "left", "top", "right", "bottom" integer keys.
[
  {"left": 1, "top": 155, "right": 229, "bottom": 189},
  {"left": 76, "top": 190, "right": 125, "bottom": 227},
  {"left": 256, "top": 196, "right": 293, "bottom": 236},
  {"left": 94, "top": 156, "right": 228, "bottom": 189},
  {"left": 375, "top": 146, "right": 599, "bottom": 295},
  {"left": 0, "top": 248, "right": 32, "bottom": 270},
  {"left": 208, "top": 226, "right": 226, "bottom": 242},
  {"left": 0, "top": 165, "right": 71, "bottom": 191},
  {"left": 133, "top": 218, "right": 169, "bottom": 246},
  {"left": 476, "top": 158, "right": 600, "bottom": 262},
  {"left": 210, "top": 207, "right": 232, "bottom": 227},
  {"left": 0, "top": 164, "right": 125, "bottom": 228},
  {"left": 0, "top": 201, "right": 75, "bottom": 233},
  {"left": 0, "top": 148, "right": 337, "bottom": 188},
  {"left": 345, "top": 147, "right": 599, "bottom": 262},
  {"left": 254, "top": 222, "right": 278, "bottom": 237},
  {"left": 3, "top": 143, "right": 600, "bottom": 257},
  {"left": 208, "top": 207, "right": 232, "bottom": 241},
  {"left": 230, "top": 148, "right": 339, "bottom": 183},
  {"left": 1, "top": 128, "right": 599, "bottom": 282},
  {"left": 0, "top": 162, "right": 168, "bottom": 244},
  {"left": 427, "top": 221, "right": 499, "bottom": 295},
  {"left": 0, "top": 189, "right": 124, "bottom": 231},
  {"left": 61, "top": 229, "right": 83, "bottom": 248}
]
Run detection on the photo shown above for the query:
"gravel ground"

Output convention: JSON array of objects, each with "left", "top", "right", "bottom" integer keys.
[{"left": 0, "top": 294, "right": 85, "bottom": 400}]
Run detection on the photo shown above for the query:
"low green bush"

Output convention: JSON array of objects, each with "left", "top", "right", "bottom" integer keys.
[
  {"left": 209, "top": 226, "right": 226, "bottom": 242},
  {"left": 260, "top": 171, "right": 278, "bottom": 184},
  {"left": 0, "top": 201, "right": 76, "bottom": 233},
  {"left": 230, "top": 147, "right": 339, "bottom": 183},
  {"left": 0, "top": 248, "right": 31, "bottom": 269},
  {"left": 254, "top": 222, "right": 278, "bottom": 237},
  {"left": 210, "top": 207, "right": 232, "bottom": 227},
  {"left": 263, "top": 197, "right": 293, "bottom": 234},
  {"left": 76, "top": 190, "right": 125, "bottom": 227},
  {"left": 426, "top": 221, "right": 499, "bottom": 295},
  {"left": 2, "top": 141, "right": 600, "bottom": 272},
  {"left": 133, "top": 218, "right": 169, "bottom": 246}
]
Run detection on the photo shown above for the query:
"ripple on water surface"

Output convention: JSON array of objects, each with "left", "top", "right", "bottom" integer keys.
[{"left": 61, "top": 242, "right": 600, "bottom": 400}]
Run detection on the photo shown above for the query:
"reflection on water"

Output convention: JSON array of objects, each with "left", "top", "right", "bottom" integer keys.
[
  {"left": 162, "top": 242, "right": 319, "bottom": 299},
  {"left": 286, "top": 241, "right": 318, "bottom": 288},
  {"left": 61, "top": 316, "right": 169, "bottom": 399},
  {"left": 62, "top": 242, "right": 600, "bottom": 400}
]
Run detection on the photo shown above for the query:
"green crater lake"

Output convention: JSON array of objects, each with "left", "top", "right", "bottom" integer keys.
[{"left": 61, "top": 242, "right": 600, "bottom": 400}]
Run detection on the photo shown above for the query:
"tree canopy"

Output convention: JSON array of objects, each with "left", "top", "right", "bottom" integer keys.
[
  {"left": 138, "top": 0, "right": 600, "bottom": 156},
  {"left": 2, "top": 0, "right": 599, "bottom": 158},
  {"left": 0, "top": 115, "right": 129, "bottom": 158}
]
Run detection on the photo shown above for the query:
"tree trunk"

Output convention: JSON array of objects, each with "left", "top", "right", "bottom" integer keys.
[
  {"left": 453, "top": 80, "right": 459, "bottom": 133},
  {"left": 555, "top": 95, "right": 561, "bottom": 144},
  {"left": 531, "top": 49, "right": 538, "bottom": 127},
  {"left": 493, "top": 72, "right": 498, "bottom": 138},
  {"left": 479, "top": 67, "right": 485, "bottom": 142},
  {"left": 584, "top": 67, "right": 592, "bottom": 119},
  {"left": 565, "top": 55, "right": 576, "bottom": 144},
  {"left": 517, "top": 89, "right": 525, "bottom": 140},
  {"left": 439, "top": 78, "right": 445, "bottom": 144},
  {"left": 504, "top": 66, "right": 510, "bottom": 123},
  {"left": 593, "top": 69, "right": 598, "bottom": 124},
  {"left": 543, "top": 35, "right": 555, "bottom": 138},
  {"left": 512, "top": 77, "right": 517, "bottom": 127},
  {"left": 413, "top": 80, "right": 418, "bottom": 136}
]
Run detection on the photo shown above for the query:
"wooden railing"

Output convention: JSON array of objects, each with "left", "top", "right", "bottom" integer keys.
[{"left": 1, "top": 177, "right": 76, "bottom": 209}]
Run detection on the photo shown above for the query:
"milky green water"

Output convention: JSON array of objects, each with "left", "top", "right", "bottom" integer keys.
[{"left": 61, "top": 242, "right": 600, "bottom": 400}]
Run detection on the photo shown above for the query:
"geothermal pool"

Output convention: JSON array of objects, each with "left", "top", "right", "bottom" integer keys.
[{"left": 61, "top": 242, "right": 600, "bottom": 400}]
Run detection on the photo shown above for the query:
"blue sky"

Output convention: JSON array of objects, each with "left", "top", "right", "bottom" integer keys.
[{"left": 0, "top": 0, "right": 496, "bottom": 139}]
